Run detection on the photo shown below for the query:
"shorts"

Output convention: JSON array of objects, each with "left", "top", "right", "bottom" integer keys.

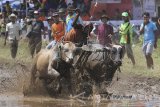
[
  {"left": 142, "top": 42, "right": 154, "bottom": 55},
  {"left": 122, "top": 44, "right": 134, "bottom": 58}
]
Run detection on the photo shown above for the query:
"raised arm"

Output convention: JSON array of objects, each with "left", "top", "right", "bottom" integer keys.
[{"left": 72, "top": 9, "right": 80, "bottom": 27}]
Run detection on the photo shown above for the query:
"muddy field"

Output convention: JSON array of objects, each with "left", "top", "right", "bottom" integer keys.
[
  {"left": 0, "top": 38, "right": 160, "bottom": 106},
  {"left": 1, "top": 60, "right": 160, "bottom": 106}
]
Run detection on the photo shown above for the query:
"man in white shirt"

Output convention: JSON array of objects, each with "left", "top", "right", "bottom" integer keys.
[{"left": 4, "top": 13, "right": 21, "bottom": 58}]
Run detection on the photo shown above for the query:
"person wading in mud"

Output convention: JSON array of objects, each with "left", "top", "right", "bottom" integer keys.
[
  {"left": 4, "top": 13, "right": 21, "bottom": 59},
  {"left": 27, "top": 10, "right": 45, "bottom": 58},
  {"left": 139, "top": 12, "right": 158, "bottom": 69},
  {"left": 119, "top": 12, "right": 135, "bottom": 66}
]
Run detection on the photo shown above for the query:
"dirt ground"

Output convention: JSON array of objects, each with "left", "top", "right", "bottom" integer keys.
[
  {"left": 0, "top": 61, "right": 30, "bottom": 94},
  {"left": 0, "top": 60, "right": 160, "bottom": 101},
  {"left": 107, "top": 72, "right": 160, "bottom": 99}
]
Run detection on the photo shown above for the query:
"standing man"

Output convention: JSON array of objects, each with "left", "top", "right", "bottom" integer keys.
[
  {"left": 28, "top": 10, "right": 45, "bottom": 58},
  {"left": 58, "top": 8, "right": 66, "bottom": 22},
  {"left": 156, "top": 17, "right": 160, "bottom": 38},
  {"left": 119, "top": 12, "right": 135, "bottom": 66},
  {"left": 5, "top": 1, "right": 12, "bottom": 17},
  {"left": 139, "top": 12, "right": 158, "bottom": 69},
  {"left": 4, "top": 13, "right": 21, "bottom": 58},
  {"left": 97, "top": 15, "right": 114, "bottom": 47},
  {"left": 0, "top": 13, "right": 6, "bottom": 37},
  {"left": 66, "top": 5, "right": 83, "bottom": 33},
  {"left": 46, "top": 13, "right": 65, "bottom": 49},
  {"left": 51, "top": 13, "right": 65, "bottom": 42}
]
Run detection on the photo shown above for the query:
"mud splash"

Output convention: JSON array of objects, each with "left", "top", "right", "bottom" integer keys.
[
  {"left": 1, "top": 62, "right": 160, "bottom": 107},
  {"left": 0, "top": 94, "right": 160, "bottom": 107}
]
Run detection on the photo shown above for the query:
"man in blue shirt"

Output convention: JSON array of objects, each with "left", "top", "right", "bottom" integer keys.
[
  {"left": 66, "top": 5, "right": 83, "bottom": 33},
  {"left": 139, "top": 12, "right": 158, "bottom": 69}
]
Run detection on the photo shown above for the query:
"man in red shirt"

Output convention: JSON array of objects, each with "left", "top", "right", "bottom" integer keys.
[{"left": 97, "top": 15, "right": 114, "bottom": 47}]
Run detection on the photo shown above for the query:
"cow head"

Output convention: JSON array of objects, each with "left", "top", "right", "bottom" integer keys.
[
  {"left": 109, "top": 45, "right": 124, "bottom": 66},
  {"left": 60, "top": 42, "right": 82, "bottom": 64}
]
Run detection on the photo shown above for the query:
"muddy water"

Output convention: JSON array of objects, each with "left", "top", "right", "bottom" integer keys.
[
  {"left": 1, "top": 69, "right": 160, "bottom": 107},
  {"left": 0, "top": 95, "right": 108, "bottom": 107},
  {"left": 0, "top": 94, "right": 160, "bottom": 107}
]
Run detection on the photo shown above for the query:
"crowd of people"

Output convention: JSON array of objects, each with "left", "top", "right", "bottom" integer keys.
[
  {"left": 0, "top": 0, "right": 159, "bottom": 70},
  {"left": 0, "top": 0, "right": 92, "bottom": 21}
]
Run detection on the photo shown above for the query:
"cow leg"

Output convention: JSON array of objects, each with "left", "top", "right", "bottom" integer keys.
[
  {"left": 48, "top": 68, "right": 60, "bottom": 78},
  {"left": 48, "top": 57, "right": 60, "bottom": 78}
]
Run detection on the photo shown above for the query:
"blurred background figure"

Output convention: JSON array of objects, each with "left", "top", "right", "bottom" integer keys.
[
  {"left": 0, "top": 12, "right": 6, "bottom": 37},
  {"left": 97, "top": 15, "right": 113, "bottom": 47},
  {"left": 156, "top": 17, "right": 160, "bottom": 38}
]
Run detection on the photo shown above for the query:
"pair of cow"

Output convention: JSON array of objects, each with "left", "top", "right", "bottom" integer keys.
[{"left": 30, "top": 41, "right": 124, "bottom": 97}]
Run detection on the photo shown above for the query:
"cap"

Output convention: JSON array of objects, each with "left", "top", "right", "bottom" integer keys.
[
  {"left": 26, "top": 18, "right": 32, "bottom": 22},
  {"left": 47, "top": 17, "right": 52, "bottom": 20},
  {"left": 122, "top": 12, "right": 129, "bottom": 17},
  {"left": 34, "top": 10, "right": 39, "bottom": 14},
  {"left": 100, "top": 15, "right": 110, "bottom": 20},
  {"left": 9, "top": 13, "right": 17, "bottom": 19},
  {"left": 143, "top": 12, "right": 150, "bottom": 17},
  {"left": 52, "top": 13, "right": 59, "bottom": 17},
  {"left": 67, "top": 5, "right": 76, "bottom": 12},
  {"left": 58, "top": 8, "right": 66, "bottom": 13}
]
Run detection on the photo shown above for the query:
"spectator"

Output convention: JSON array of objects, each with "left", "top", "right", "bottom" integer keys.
[
  {"left": 27, "top": 10, "right": 45, "bottom": 58},
  {"left": 46, "top": 13, "right": 65, "bottom": 49},
  {"left": 84, "top": 0, "right": 92, "bottom": 16},
  {"left": 51, "top": 13, "right": 65, "bottom": 42},
  {"left": 139, "top": 12, "right": 158, "bottom": 69},
  {"left": 66, "top": 5, "right": 83, "bottom": 33},
  {"left": 81, "top": 11, "right": 90, "bottom": 21},
  {"left": 76, "top": 0, "right": 85, "bottom": 14},
  {"left": 20, "top": 0, "right": 30, "bottom": 18},
  {"left": 72, "top": 0, "right": 77, "bottom": 8},
  {"left": 33, "top": 0, "right": 41, "bottom": 10},
  {"left": 4, "top": 13, "right": 21, "bottom": 58},
  {"left": 38, "top": 9, "right": 46, "bottom": 21},
  {"left": 46, "top": 16, "right": 53, "bottom": 41},
  {"left": 58, "top": 8, "right": 66, "bottom": 22},
  {"left": 156, "top": 17, "right": 160, "bottom": 38},
  {"left": 119, "top": 12, "right": 135, "bottom": 66},
  {"left": 58, "top": 0, "right": 67, "bottom": 10},
  {"left": 5, "top": 1, "right": 12, "bottom": 17},
  {"left": 114, "top": 8, "right": 121, "bottom": 20},
  {"left": 97, "top": 15, "right": 113, "bottom": 47},
  {"left": 0, "top": 13, "right": 5, "bottom": 37}
]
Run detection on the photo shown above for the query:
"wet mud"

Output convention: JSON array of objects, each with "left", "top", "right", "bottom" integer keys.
[{"left": 1, "top": 62, "right": 160, "bottom": 107}]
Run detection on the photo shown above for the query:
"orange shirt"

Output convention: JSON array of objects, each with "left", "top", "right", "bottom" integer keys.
[
  {"left": 51, "top": 22, "right": 65, "bottom": 42},
  {"left": 38, "top": 16, "right": 46, "bottom": 21},
  {"left": 82, "top": 15, "right": 90, "bottom": 21}
]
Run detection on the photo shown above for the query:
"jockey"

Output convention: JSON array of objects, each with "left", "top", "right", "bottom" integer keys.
[
  {"left": 66, "top": 5, "right": 83, "bottom": 33},
  {"left": 46, "top": 13, "right": 65, "bottom": 49},
  {"left": 51, "top": 13, "right": 65, "bottom": 42}
]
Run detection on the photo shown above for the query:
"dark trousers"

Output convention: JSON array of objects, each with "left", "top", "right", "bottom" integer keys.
[
  {"left": 10, "top": 39, "right": 18, "bottom": 58},
  {"left": 28, "top": 36, "right": 42, "bottom": 57}
]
